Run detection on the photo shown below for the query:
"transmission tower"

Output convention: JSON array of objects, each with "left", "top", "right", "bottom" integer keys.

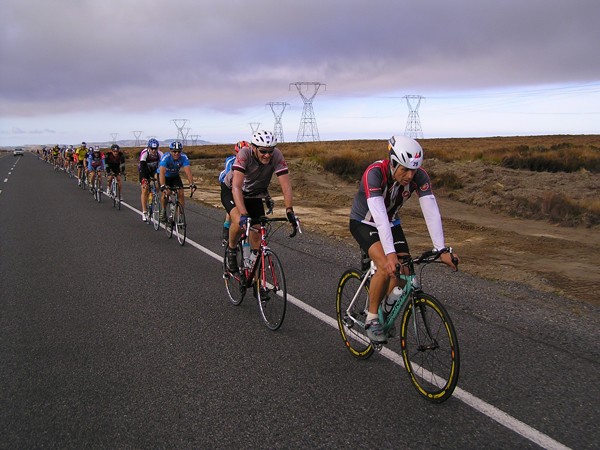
[
  {"left": 171, "top": 119, "right": 188, "bottom": 142},
  {"left": 110, "top": 133, "right": 118, "bottom": 144},
  {"left": 403, "top": 95, "right": 424, "bottom": 139},
  {"left": 267, "top": 102, "right": 289, "bottom": 143},
  {"left": 189, "top": 134, "right": 201, "bottom": 145},
  {"left": 290, "top": 81, "right": 325, "bottom": 142},
  {"left": 132, "top": 131, "right": 143, "bottom": 146},
  {"left": 249, "top": 122, "right": 261, "bottom": 133},
  {"left": 183, "top": 127, "right": 191, "bottom": 145}
]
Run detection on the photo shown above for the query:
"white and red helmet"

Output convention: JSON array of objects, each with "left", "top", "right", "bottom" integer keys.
[{"left": 388, "top": 135, "right": 423, "bottom": 172}]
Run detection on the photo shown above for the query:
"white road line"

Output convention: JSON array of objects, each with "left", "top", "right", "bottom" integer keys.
[
  {"left": 118, "top": 199, "right": 570, "bottom": 450},
  {"left": 3, "top": 179, "right": 8, "bottom": 183}
]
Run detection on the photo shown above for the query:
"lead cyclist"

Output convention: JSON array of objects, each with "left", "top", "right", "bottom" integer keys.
[{"left": 348, "top": 135, "right": 459, "bottom": 343}]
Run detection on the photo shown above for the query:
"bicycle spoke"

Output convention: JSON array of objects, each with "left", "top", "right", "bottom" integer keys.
[
  {"left": 223, "top": 245, "right": 246, "bottom": 305},
  {"left": 335, "top": 269, "right": 374, "bottom": 359},
  {"left": 175, "top": 204, "right": 186, "bottom": 246},
  {"left": 400, "top": 294, "right": 460, "bottom": 403},
  {"left": 256, "top": 250, "right": 287, "bottom": 331}
]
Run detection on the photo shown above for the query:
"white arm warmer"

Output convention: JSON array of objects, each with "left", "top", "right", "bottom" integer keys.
[
  {"left": 419, "top": 194, "right": 445, "bottom": 250},
  {"left": 367, "top": 196, "right": 396, "bottom": 255}
]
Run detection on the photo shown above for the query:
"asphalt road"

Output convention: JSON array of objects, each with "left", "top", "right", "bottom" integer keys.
[{"left": 1, "top": 153, "right": 599, "bottom": 449}]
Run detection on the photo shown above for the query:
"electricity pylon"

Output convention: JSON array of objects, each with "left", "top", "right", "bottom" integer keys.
[
  {"left": 110, "top": 133, "right": 118, "bottom": 144},
  {"left": 132, "top": 131, "right": 143, "bottom": 146},
  {"left": 190, "top": 134, "right": 200, "bottom": 145},
  {"left": 249, "top": 122, "right": 261, "bottom": 134},
  {"left": 267, "top": 102, "right": 289, "bottom": 143},
  {"left": 290, "top": 81, "right": 325, "bottom": 142},
  {"left": 171, "top": 119, "right": 188, "bottom": 142},
  {"left": 403, "top": 95, "right": 424, "bottom": 139}
]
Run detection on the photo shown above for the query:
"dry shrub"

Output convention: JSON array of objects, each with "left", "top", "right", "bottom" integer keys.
[
  {"left": 541, "top": 193, "right": 600, "bottom": 227},
  {"left": 428, "top": 170, "right": 463, "bottom": 190},
  {"left": 501, "top": 145, "right": 600, "bottom": 173},
  {"left": 321, "top": 151, "right": 373, "bottom": 181}
]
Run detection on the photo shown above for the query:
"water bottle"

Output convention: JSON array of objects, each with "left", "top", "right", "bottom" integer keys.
[
  {"left": 382, "top": 286, "right": 404, "bottom": 314},
  {"left": 249, "top": 249, "right": 258, "bottom": 266},
  {"left": 242, "top": 241, "right": 251, "bottom": 267}
]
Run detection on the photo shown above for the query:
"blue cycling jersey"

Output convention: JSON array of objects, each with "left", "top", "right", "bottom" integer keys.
[
  {"left": 158, "top": 152, "right": 190, "bottom": 177},
  {"left": 218, "top": 155, "right": 236, "bottom": 183}
]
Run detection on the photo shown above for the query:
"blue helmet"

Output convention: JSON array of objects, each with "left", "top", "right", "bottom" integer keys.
[
  {"left": 170, "top": 141, "right": 183, "bottom": 151},
  {"left": 147, "top": 138, "right": 159, "bottom": 150}
]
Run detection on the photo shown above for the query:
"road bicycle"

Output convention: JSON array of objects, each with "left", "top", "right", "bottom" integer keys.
[
  {"left": 223, "top": 214, "right": 300, "bottom": 330},
  {"left": 335, "top": 247, "right": 460, "bottom": 403},
  {"left": 107, "top": 173, "right": 121, "bottom": 210},
  {"left": 90, "top": 171, "right": 103, "bottom": 203},
  {"left": 78, "top": 165, "right": 87, "bottom": 190},
  {"left": 66, "top": 160, "right": 75, "bottom": 178},
  {"left": 161, "top": 185, "right": 196, "bottom": 246},
  {"left": 145, "top": 178, "right": 161, "bottom": 230}
]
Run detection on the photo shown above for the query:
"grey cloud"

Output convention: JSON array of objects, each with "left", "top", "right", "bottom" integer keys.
[{"left": 1, "top": 0, "right": 599, "bottom": 117}]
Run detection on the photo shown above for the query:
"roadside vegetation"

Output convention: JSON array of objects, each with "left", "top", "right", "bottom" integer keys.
[{"left": 121, "top": 135, "right": 600, "bottom": 227}]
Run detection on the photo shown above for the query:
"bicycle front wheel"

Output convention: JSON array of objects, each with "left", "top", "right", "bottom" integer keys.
[
  {"left": 255, "top": 249, "right": 287, "bottom": 331},
  {"left": 174, "top": 203, "right": 186, "bottom": 246},
  {"left": 166, "top": 204, "right": 174, "bottom": 238},
  {"left": 223, "top": 244, "right": 246, "bottom": 305},
  {"left": 400, "top": 293, "right": 460, "bottom": 403},
  {"left": 151, "top": 194, "right": 161, "bottom": 230},
  {"left": 335, "top": 269, "right": 374, "bottom": 359},
  {"left": 95, "top": 177, "right": 102, "bottom": 203},
  {"left": 116, "top": 183, "right": 121, "bottom": 210}
]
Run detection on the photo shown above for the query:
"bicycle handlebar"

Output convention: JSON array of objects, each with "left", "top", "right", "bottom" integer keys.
[
  {"left": 412, "top": 247, "right": 458, "bottom": 268},
  {"left": 243, "top": 215, "right": 302, "bottom": 238}
]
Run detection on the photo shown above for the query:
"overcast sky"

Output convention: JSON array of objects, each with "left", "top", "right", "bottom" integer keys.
[{"left": 1, "top": 0, "right": 599, "bottom": 146}]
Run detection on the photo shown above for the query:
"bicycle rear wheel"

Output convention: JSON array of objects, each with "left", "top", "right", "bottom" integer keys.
[
  {"left": 400, "top": 293, "right": 460, "bottom": 403},
  {"left": 255, "top": 249, "right": 287, "bottom": 331},
  {"left": 223, "top": 244, "right": 246, "bottom": 305},
  {"left": 151, "top": 194, "right": 161, "bottom": 230},
  {"left": 174, "top": 203, "right": 186, "bottom": 246},
  {"left": 335, "top": 269, "right": 374, "bottom": 359}
]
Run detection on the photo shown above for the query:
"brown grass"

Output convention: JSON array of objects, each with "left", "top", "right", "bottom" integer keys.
[{"left": 119, "top": 135, "right": 600, "bottom": 227}]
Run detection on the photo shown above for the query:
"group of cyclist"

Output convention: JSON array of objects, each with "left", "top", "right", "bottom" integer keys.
[{"left": 42, "top": 131, "right": 459, "bottom": 344}]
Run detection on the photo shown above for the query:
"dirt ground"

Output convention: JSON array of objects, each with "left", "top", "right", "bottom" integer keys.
[{"left": 188, "top": 157, "right": 600, "bottom": 307}]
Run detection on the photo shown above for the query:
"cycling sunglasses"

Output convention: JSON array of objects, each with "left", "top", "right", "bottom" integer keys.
[{"left": 258, "top": 147, "right": 275, "bottom": 155}]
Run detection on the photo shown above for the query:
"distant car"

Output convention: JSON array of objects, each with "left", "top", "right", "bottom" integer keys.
[{"left": 13, "top": 148, "right": 24, "bottom": 156}]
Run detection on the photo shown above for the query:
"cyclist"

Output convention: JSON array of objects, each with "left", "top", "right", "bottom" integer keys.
[
  {"left": 139, "top": 138, "right": 164, "bottom": 222},
  {"left": 105, "top": 144, "right": 125, "bottom": 199},
  {"left": 349, "top": 135, "right": 459, "bottom": 343},
  {"left": 75, "top": 142, "right": 88, "bottom": 186},
  {"left": 221, "top": 130, "right": 297, "bottom": 273},
  {"left": 87, "top": 147, "right": 105, "bottom": 192},
  {"left": 64, "top": 145, "right": 75, "bottom": 173},
  {"left": 219, "top": 140, "right": 250, "bottom": 243},
  {"left": 158, "top": 141, "right": 196, "bottom": 221},
  {"left": 51, "top": 145, "right": 60, "bottom": 169}
]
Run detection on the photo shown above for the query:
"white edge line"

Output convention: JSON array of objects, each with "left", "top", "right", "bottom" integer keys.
[{"left": 117, "top": 198, "right": 571, "bottom": 450}]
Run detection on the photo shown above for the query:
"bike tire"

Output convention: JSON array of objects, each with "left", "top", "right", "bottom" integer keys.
[
  {"left": 223, "top": 243, "right": 246, "bottom": 305},
  {"left": 96, "top": 178, "right": 102, "bottom": 203},
  {"left": 166, "top": 203, "right": 174, "bottom": 238},
  {"left": 255, "top": 249, "right": 287, "bottom": 331},
  {"left": 151, "top": 194, "right": 161, "bottom": 230},
  {"left": 335, "top": 269, "right": 374, "bottom": 359},
  {"left": 400, "top": 293, "right": 460, "bottom": 403},
  {"left": 174, "top": 203, "right": 186, "bottom": 246},
  {"left": 116, "top": 182, "right": 121, "bottom": 210}
]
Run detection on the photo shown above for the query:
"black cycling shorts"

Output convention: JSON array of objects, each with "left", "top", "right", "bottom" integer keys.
[
  {"left": 165, "top": 175, "right": 183, "bottom": 189},
  {"left": 349, "top": 219, "right": 409, "bottom": 255},
  {"left": 220, "top": 183, "right": 265, "bottom": 219}
]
